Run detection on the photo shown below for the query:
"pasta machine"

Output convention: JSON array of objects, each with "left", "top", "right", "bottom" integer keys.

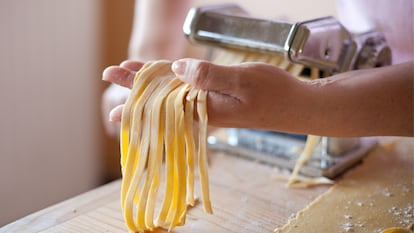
[{"left": 183, "top": 4, "right": 391, "bottom": 178}]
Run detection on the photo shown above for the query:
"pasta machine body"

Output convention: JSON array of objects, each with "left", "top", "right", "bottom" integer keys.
[{"left": 183, "top": 4, "right": 391, "bottom": 178}]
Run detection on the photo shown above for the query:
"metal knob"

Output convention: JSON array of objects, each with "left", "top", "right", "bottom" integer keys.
[{"left": 354, "top": 31, "right": 392, "bottom": 69}]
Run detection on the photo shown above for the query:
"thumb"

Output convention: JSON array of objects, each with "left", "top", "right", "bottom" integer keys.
[{"left": 171, "top": 58, "right": 239, "bottom": 93}]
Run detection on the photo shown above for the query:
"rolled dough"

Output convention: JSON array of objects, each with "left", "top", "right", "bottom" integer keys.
[{"left": 276, "top": 137, "right": 414, "bottom": 233}]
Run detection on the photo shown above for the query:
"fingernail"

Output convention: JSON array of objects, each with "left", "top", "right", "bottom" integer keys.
[
  {"left": 102, "top": 67, "right": 111, "bottom": 81},
  {"left": 108, "top": 113, "right": 114, "bottom": 122},
  {"left": 172, "top": 60, "right": 186, "bottom": 75},
  {"left": 109, "top": 108, "right": 117, "bottom": 122},
  {"left": 109, "top": 105, "right": 123, "bottom": 122}
]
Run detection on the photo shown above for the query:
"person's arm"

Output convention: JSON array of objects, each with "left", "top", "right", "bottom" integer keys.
[
  {"left": 304, "top": 62, "right": 413, "bottom": 136},
  {"left": 102, "top": 0, "right": 191, "bottom": 136},
  {"left": 171, "top": 59, "right": 413, "bottom": 137},
  {"left": 128, "top": 0, "right": 191, "bottom": 61}
]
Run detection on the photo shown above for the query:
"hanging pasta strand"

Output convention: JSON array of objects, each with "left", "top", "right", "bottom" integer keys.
[
  {"left": 121, "top": 62, "right": 170, "bottom": 231},
  {"left": 184, "top": 89, "right": 199, "bottom": 207},
  {"left": 196, "top": 90, "right": 213, "bottom": 214},
  {"left": 169, "top": 84, "right": 192, "bottom": 230},
  {"left": 287, "top": 135, "right": 321, "bottom": 186},
  {"left": 143, "top": 78, "right": 182, "bottom": 229},
  {"left": 120, "top": 60, "right": 212, "bottom": 232},
  {"left": 155, "top": 86, "right": 180, "bottom": 228},
  {"left": 121, "top": 62, "right": 167, "bottom": 170}
]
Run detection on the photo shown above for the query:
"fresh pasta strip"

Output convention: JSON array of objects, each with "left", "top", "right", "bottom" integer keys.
[
  {"left": 197, "top": 90, "right": 213, "bottom": 214},
  {"left": 381, "top": 227, "right": 412, "bottom": 233},
  {"left": 165, "top": 84, "right": 191, "bottom": 230},
  {"left": 120, "top": 60, "right": 211, "bottom": 232},
  {"left": 272, "top": 173, "right": 334, "bottom": 188},
  {"left": 121, "top": 62, "right": 167, "bottom": 170},
  {"left": 156, "top": 86, "right": 180, "bottom": 227},
  {"left": 287, "top": 135, "right": 321, "bottom": 187},
  {"left": 142, "top": 78, "right": 182, "bottom": 229},
  {"left": 184, "top": 89, "right": 198, "bottom": 207},
  {"left": 122, "top": 63, "right": 170, "bottom": 231}
]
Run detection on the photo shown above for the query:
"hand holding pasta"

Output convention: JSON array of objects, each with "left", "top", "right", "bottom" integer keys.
[{"left": 108, "top": 60, "right": 212, "bottom": 232}]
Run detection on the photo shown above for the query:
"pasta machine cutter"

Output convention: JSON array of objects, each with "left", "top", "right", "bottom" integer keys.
[{"left": 183, "top": 4, "right": 391, "bottom": 178}]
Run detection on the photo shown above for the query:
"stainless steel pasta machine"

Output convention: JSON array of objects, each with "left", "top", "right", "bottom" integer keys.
[{"left": 182, "top": 3, "right": 391, "bottom": 178}]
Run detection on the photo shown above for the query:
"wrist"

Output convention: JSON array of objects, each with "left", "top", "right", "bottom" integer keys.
[{"left": 273, "top": 76, "right": 333, "bottom": 135}]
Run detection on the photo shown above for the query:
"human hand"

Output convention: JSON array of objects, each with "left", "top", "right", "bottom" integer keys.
[
  {"left": 103, "top": 58, "right": 414, "bottom": 137},
  {"left": 171, "top": 59, "right": 315, "bottom": 132},
  {"left": 102, "top": 58, "right": 315, "bottom": 134},
  {"left": 102, "top": 60, "right": 144, "bottom": 137}
]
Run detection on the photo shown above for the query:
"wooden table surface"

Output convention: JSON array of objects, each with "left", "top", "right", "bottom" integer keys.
[
  {"left": 1, "top": 150, "right": 329, "bottom": 232},
  {"left": 2, "top": 137, "right": 412, "bottom": 233}
]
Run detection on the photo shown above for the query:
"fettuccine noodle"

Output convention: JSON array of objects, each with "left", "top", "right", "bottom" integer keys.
[{"left": 120, "top": 61, "right": 211, "bottom": 232}]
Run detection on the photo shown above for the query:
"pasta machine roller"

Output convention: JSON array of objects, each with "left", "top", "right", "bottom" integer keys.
[{"left": 183, "top": 4, "right": 391, "bottom": 178}]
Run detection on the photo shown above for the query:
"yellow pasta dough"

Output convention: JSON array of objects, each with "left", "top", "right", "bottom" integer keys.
[
  {"left": 120, "top": 61, "right": 211, "bottom": 232},
  {"left": 119, "top": 50, "right": 321, "bottom": 232},
  {"left": 287, "top": 135, "right": 322, "bottom": 187},
  {"left": 275, "top": 138, "right": 414, "bottom": 232}
]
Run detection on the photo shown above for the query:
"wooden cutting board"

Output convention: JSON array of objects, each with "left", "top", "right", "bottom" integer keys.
[
  {"left": 2, "top": 137, "right": 412, "bottom": 233},
  {"left": 1, "top": 150, "right": 328, "bottom": 232}
]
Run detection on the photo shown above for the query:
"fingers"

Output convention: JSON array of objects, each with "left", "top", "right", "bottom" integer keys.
[
  {"left": 172, "top": 58, "right": 241, "bottom": 95},
  {"left": 120, "top": 60, "right": 144, "bottom": 72},
  {"left": 172, "top": 59, "right": 250, "bottom": 127},
  {"left": 102, "top": 66, "right": 135, "bottom": 89},
  {"left": 101, "top": 60, "right": 143, "bottom": 133},
  {"left": 109, "top": 104, "right": 124, "bottom": 122},
  {"left": 171, "top": 59, "right": 295, "bottom": 129},
  {"left": 102, "top": 84, "right": 130, "bottom": 136},
  {"left": 102, "top": 60, "right": 144, "bottom": 89}
]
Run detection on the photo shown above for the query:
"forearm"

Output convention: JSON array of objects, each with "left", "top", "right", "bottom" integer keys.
[
  {"left": 128, "top": 0, "right": 191, "bottom": 60},
  {"left": 301, "top": 62, "right": 413, "bottom": 137}
]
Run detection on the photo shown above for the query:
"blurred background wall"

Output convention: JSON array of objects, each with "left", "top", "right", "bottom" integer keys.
[
  {"left": 0, "top": 0, "right": 336, "bottom": 226},
  {"left": 0, "top": 0, "right": 134, "bottom": 225}
]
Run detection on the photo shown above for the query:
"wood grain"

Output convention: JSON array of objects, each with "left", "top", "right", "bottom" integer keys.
[
  {"left": 6, "top": 137, "right": 410, "bottom": 232},
  {"left": 1, "top": 149, "right": 329, "bottom": 233}
]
